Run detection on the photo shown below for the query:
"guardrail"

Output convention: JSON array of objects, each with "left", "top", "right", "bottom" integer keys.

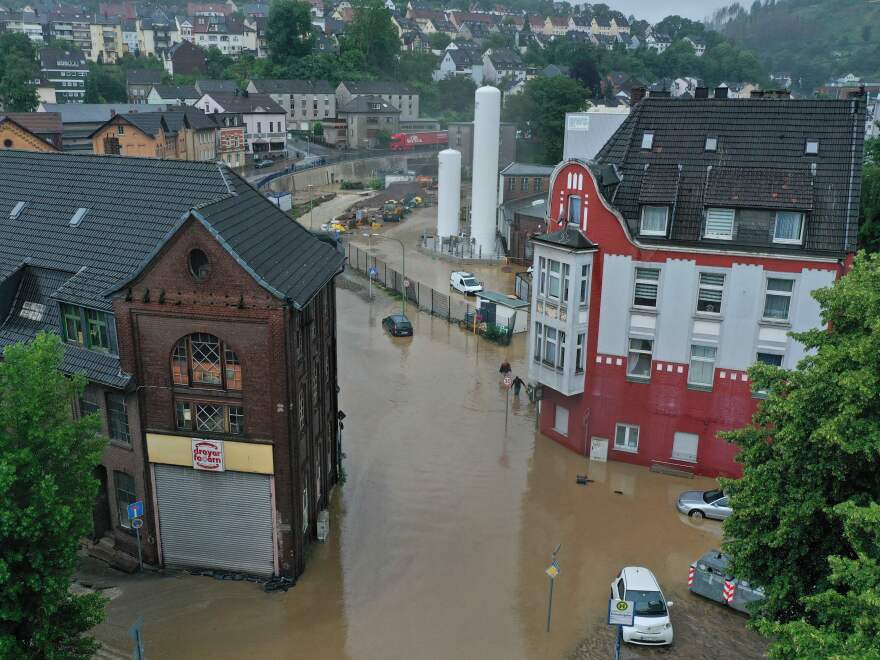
[{"left": 254, "top": 144, "right": 443, "bottom": 189}]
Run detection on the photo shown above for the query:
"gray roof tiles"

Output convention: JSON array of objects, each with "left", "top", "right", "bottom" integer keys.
[{"left": 249, "top": 79, "right": 335, "bottom": 94}]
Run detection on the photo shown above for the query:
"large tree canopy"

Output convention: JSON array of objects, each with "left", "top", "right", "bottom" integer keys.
[
  {"left": 344, "top": 0, "right": 399, "bottom": 71},
  {"left": 0, "top": 33, "right": 39, "bottom": 112},
  {"left": 266, "top": 0, "right": 314, "bottom": 67},
  {"left": 722, "top": 251, "right": 880, "bottom": 654},
  {"left": 0, "top": 332, "right": 107, "bottom": 658}
]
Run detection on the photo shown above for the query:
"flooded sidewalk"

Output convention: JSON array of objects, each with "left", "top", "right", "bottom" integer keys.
[{"left": 86, "top": 281, "right": 765, "bottom": 660}]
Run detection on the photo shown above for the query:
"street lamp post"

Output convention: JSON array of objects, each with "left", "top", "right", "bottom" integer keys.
[
  {"left": 308, "top": 184, "right": 314, "bottom": 230},
  {"left": 366, "top": 233, "right": 405, "bottom": 316}
]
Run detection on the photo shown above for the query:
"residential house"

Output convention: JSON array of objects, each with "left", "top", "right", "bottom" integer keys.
[
  {"left": 0, "top": 149, "right": 344, "bottom": 579},
  {"left": 433, "top": 46, "right": 484, "bottom": 84},
  {"left": 611, "top": 16, "right": 630, "bottom": 35},
  {"left": 336, "top": 81, "right": 420, "bottom": 121},
  {"left": 540, "top": 64, "right": 570, "bottom": 79},
  {"left": 543, "top": 16, "right": 569, "bottom": 37},
  {"left": 595, "top": 33, "right": 622, "bottom": 50},
  {"left": 671, "top": 77, "right": 701, "bottom": 97},
  {"left": 497, "top": 162, "right": 554, "bottom": 261},
  {"left": 90, "top": 108, "right": 218, "bottom": 161},
  {"left": 40, "top": 48, "right": 88, "bottom": 105},
  {"left": 482, "top": 47, "right": 526, "bottom": 84},
  {"left": 39, "top": 103, "right": 169, "bottom": 152},
  {"left": 401, "top": 29, "right": 429, "bottom": 53},
  {"left": 590, "top": 17, "right": 613, "bottom": 36},
  {"left": 336, "top": 95, "right": 400, "bottom": 149},
  {"left": 148, "top": 84, "right": 201, "bottom": 106},
  {"left": 190, "top": 15, "right": 246, "bottom": 55},
  {"left": 127, "top": 69, "right": 165, "bottom": 104},
  {"left": 457, "top": 21, "right": 493, "bottom": 43},
  {"left": 0, "top": 113, "right": 62, "bottom": 152},
  {"left": 89, "top": 17, "right": 125, "bottom": 63},
  {"left": 683, "top": 36, "right": 706, "bottom": 57},
  {"left": 645, "top": 33, "right": 671, "bottom": 53},
  {"left": 187, "top": 2, "right": 234, "bottom": 16},
  {"left": 213, "top": 112, "right": 247, "bottom": 168},
  {"left": 47, "top": 9, "right": 93, "bottom": 58},
  {"left": 137, "top": 15, "right": 179, "bottom": 56},
  {"left": 121, "top": 20, "right": 140, "bottom": 55},
  {"left": 526, "top": 95, "right": 865, "bottom": 478},
  {"left": 718, "top": 82, "right": 760, "bottom": 99},
  {"left": 161, "top": 40, "right": 207, "bottom": 77},
  {"left": 176, "top": 16, "right": 194, "bottom": 42},
  {"left": 246, "top": 79, "right": 336, "bottom": 131},
  {"left": 195, "top": 91, "right": 287, "bottom": 158},
  {"left": 3, "top": 7, "right": 44, "bottom": 43},
  {"left": 313, "top": 32, "right": 339, "bottom": 55}
]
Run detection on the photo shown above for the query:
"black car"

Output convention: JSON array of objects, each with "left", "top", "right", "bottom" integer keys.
[
  {"left": 382, "top": 314, "right": 413, "bottom": 337},
  {"left": 254, "top": 159, "right": 274, "bottom": 169}
]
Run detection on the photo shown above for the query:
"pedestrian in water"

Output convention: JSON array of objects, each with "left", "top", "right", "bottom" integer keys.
[{"left": 512, "top": 375, "right": 525, "bottom": 395}]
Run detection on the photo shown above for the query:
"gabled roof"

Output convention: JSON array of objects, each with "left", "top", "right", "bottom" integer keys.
[
  {"left": 486, "top": 47, "right": 523, "bottom": 68},
  {"left": 195, "top": 79, "right": 239, "bottom": 94},
  {"left": 532, "top": 228, "right": 597, "bottom": 250},
  {"left": 337, "top": 95, "right": 400, "bottom": 114},
  {"left": 2, "top": 112, "right": 62, "bottom": 135},
  {"left": 127, "top": 68, "right": 164, "bottom": 85},
  {"left": 596, "top": 97, "right": 866, "bottom": 255},
  {"left": 447, "top": 48, "right": 481, "bottom": 66},
  {"left": 151, "top": 84, "right": 200, "bottom": 100},
  {"left": 0, "top": 151, "right": 344, "bottom": 385},
  {"left": 40, "top": 103, "right": 169, "bottom": 124},
  {"left": 341, "top": 80, "right": 416, "bottom": 95},
  {"left": 201, "top": 92, "right": 285, "bottom": 114},
  {"left": 249, "top": 79, "right": 336, "bottom": 94},
  {"left": 500, "top": 162, "right": 555, "bottom": 177}
]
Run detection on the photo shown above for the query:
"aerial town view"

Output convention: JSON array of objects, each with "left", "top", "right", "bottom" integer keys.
[{"left": 0, "top": 0, "right": 878, "bottom": 658}]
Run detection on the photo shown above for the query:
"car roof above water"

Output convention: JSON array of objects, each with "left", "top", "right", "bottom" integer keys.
[{"left": 621, "top": 566, "right": 660, "bottom": 591}]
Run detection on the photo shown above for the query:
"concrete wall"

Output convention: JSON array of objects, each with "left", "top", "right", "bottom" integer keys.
[{"left": 265, "top": 153, "right": 426, "bottom": 193}]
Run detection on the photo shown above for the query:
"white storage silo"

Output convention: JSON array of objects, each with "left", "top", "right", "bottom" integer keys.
[
  {"left": 470, "top": 86, "right": 501, "bottom": 257},
  {"left": 437, "top": 149, "right": 462, "bottom": 238}
]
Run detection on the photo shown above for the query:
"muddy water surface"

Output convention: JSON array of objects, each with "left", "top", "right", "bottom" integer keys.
[{"left": 92, "top": 281, "right": 764, "bottom": 659}]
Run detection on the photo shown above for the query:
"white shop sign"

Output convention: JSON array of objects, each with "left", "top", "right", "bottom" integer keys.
[{"left": 192, "top": 438, "right": 225, "bottom": 472}]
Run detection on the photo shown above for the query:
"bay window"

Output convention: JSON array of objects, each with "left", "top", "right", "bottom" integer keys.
[
  {"left": 575, "top": 333, "right": 585, "bottom": 374},
  {"left": 578, "top": 265, "right": 589, "bottom": 306},
  {"left": 533, "top": 322, "right": 566, "bottom": 369},
  {"left": 548, "top": 261, "right": 561, "bottom": 299}
]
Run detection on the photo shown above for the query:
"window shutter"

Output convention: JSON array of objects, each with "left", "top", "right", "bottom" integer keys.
[{"left": 705, "top": 208, "right": 735, "bottom": 239}]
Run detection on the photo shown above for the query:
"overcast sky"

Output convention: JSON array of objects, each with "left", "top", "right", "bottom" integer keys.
[{"left": 606, "top": 0, "right": 733, "bottom": 23}]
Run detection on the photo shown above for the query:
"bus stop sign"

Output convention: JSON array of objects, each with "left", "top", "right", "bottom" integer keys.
[{"left": 608, "top": 599, "right": 635, "bottom": 626}]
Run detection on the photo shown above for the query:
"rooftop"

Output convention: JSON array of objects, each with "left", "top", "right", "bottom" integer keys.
[
  {"left": 201, "top": 92, "right": 285, "bottom": 114},
  {"left": 249, "top": 79, "right": 336, "bottom": 94},
  {"left": 337, "top": 95, "right": 400, "bottom": 114}
]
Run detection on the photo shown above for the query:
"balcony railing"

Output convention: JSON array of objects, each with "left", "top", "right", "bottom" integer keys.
[{"left": 249, "top": 131, "right": 286, "bottom": 139}]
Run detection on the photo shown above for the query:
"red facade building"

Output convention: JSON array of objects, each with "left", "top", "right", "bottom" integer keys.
[{"left": 528, "top": 95, "right": 865, "bottom": 477}]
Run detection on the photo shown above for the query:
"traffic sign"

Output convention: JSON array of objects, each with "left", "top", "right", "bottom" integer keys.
[
  {"left": 607, "top": 599, "right": 635, "bottom": 626},
  {"left": 368, "top": 266, "right": 378, "bottom": 278},
  {"left": 503, "top": 375, "right": 513, "bottom": 388},
  {"left": 127, "top": 500, "right": 144, "bottom": 520},
  {"left": 131, "top": 518, "right": 144, "bottom": 529},
  {"left": 403, "top": 278, "right": 411, "bottom": 288},
  {"left": 545, "top": 560, "right": 560, "bottom": 579}
]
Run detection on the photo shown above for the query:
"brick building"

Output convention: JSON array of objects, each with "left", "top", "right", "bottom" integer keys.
[
  {"left": 0, "top": 151, "right": 345, "bottom": 578},
  {"left": 527, "top": 95, "right": 865, "bottom": 477}
]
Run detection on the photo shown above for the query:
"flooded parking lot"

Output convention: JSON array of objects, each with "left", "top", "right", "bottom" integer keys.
[{"left": 89, "top": 277, "right": 765, "bottom": 659}]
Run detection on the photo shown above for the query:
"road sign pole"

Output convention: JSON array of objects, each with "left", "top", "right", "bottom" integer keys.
[
  {"left": 505, "top": 387, "right": 509, "bottom": 433},
  {"left": 135, "top": 524, "right": 143, "bottom": 571},
  {"left": 614, "top": 624, "right": 621, "bottom": 660},
  {"left": 546, "top": 575, "right": 555, "bottom": 632}
]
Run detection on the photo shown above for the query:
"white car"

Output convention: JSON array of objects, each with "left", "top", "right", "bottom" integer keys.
[
  {"left": 610, "top": 566, "right": 674, "bottom": 646},
  {"left": 450, "top": 271, "right": 483, "bottom": 295}
]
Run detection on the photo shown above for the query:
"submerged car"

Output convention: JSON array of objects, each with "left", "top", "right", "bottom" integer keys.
[
  {"left": 676, "top": 488, "right": 732, "bottom": 520},
  {"left": 449, "top": 271, "right": 483, "bottom": 295},
  {"left": 382, "top": 314, "right": 413, "bottom": 337},
  {"left": 610, "top": 566, "right": 674, "bottom": 646},
  {"left": 254, "top": 159, "right": 274, "bottom": 169},
  {"left": 689, "top": 550, "right": 765, "bottom": 615}
]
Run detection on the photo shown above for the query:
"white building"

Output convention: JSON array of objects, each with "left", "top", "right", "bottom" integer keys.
[{"left": 196, "top": 92, "right": 287, "bottom": 158}]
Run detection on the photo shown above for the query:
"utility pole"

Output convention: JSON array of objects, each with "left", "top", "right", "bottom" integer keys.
[
  {"left": 367, "top": 234, "right": 405, "bottom": 316},
  {"left": 308, "top": 184, "right": 314, "bottom": 230},
  {"left": 546, "top": 543, "right": 561, "bottom": 633}
]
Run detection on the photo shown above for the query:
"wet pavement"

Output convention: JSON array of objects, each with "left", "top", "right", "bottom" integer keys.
[{"left": 85, "top": 265, "right": 766, "bottom": 659}]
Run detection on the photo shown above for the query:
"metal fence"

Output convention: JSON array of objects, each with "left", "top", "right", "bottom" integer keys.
[
  {"left": 419, "top": 234, "right": 504, "bottom": 261},
  {"left": 346, "top": 243, "right": 515, "bottom": 344}
]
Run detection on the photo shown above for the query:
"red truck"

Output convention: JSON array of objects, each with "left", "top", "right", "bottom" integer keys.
[{"left": 389, "top": 131, "right": 448, "bottom": 151}]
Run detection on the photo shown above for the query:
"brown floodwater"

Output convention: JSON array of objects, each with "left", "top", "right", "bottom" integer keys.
[{"left": 89, "top": 275, "right": 765, "bottom": 660}]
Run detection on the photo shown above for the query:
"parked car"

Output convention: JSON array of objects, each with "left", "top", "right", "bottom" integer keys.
[
  {"left": 450, "top": 271, "right": 483, "bottom": 295},
  {"left": 254, "top": 159, "right": 274, "bottom": 169},
  {"left": 689, "top": 550, "right": 765, "bottom": 615},
  {"left": 382, "top": 314, "right": 413, "bottom": 337},
  {"left": 676, "top": 489, "right": 732, "bottom": 520},
  {"left": 610, "top": 567, "right": 674, "bottom": 646}
]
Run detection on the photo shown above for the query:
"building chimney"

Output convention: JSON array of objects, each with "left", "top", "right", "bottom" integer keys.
[
  {"left": 695, "top": 86, "right": 709, "bottom": 99},
  {"left": 714, "top": 86, "right": 729, "bottom": 99},
  {"left": 630, "top": 86, "right": 645, "bottom": 105}
]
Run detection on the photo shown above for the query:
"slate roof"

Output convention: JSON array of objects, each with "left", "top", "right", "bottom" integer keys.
[
  {"left": 341, "top": 80, "right": 415, "bottom": 96},
  {"left": 532, "top": 228, "right": 597, "bottom": 250},
  {"left": 500, "top": 162, "right": 554, "bottom": 177},
  {"left": 204, "top": 92, "right": 285, "bottom": 114},
  {"left": 595, "top": 96, "right": 865, "bottom": 256},
  {"left": 0, "top": 151, "right": 344, "bottom": 387},
  {"left": 447, "top": 48, "right": 481, "bottom": 66},
  {"left": 337, "top": 95, "right": 400, "bottom": 114},
  {"left": 249, "top": 79, "right": 335, "bottom": 94},
  {"left": 195, "top": 79, "right": 239, "bottom": 94},
  {"left": 41, "top": 104, "right": 168, "bottom": 124},
  {"left": 39, "top": 48, "right": 87, "bottom": 70},
  {"left": 486, "top": 47, "right": 523, "bottom": 69},
  {"left": 127, "top": 69, "right": 164, "bottom": 85},
  {"left": 151, "top": 84, "right": 200, "bottom": 100}
]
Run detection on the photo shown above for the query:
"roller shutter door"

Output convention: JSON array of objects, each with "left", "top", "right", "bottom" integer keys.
[{"left": 154, "top": 464, "right": 274, "bottom": 577}]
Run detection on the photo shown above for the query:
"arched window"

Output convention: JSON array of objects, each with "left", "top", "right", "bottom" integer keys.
[{"left": 171, "top": 333, "right": 242, "bottom": 390}]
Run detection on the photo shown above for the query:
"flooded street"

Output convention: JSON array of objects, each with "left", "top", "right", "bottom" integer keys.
[{"left": 88, "top": 274, "right": 765, "bottom": 660}]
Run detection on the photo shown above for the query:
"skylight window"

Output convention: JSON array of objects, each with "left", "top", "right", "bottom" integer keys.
[
  {"left": 805, "top": 140, "right": 819, "bottom": 155},
  {"left": 641, "top": 132, "right": 654, "bottom": 149},
  {"left": 19, "top": 301, "right": 46, "bottom": 322},
  {"left": 69, "top": 208, "right": 88, "bottom": 227},
  {"left": 705, "top": 137, "right": 718, "bottom": 152},
  {"left": 10, "top": 201, "right": 25, "bottom": 219}
]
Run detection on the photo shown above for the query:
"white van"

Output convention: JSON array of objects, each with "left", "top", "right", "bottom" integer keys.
[{"left": 450, "top": 271, "right": 483, "bottom": 295}]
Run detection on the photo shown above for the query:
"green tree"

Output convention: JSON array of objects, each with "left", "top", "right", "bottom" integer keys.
[
  {"left": 722, "top": 251, "right": 880, "bottom": 625},
  {"left": 266, "top": 0, "right": 314, "bottom": 67},
  {"left": 859, "top": 138, "right": 880, "bottom": 251},
  {"left": 428, "top": 32, "right": 451, "bottom": 51},
  {"left": 758, "top": 501, "right": 880, "bottom": 658},
  {"left": 0, "top": 33, "right": 38, "bottom": 111},
  {"left": 0, "top": 332, "right": 107, "bottom": 659},
  {"left": 312, "top": 121, "right": 323, "bottom": 138},
  {"left": 84, "top": 64, "right": 126, "bottom": 103},
  {"left": 504, "top": 76, "right": 587, "bottom": 163},
  {"left": 344, "top": 0, "right": 398, "bottom": 71},
  {"left": 204, "top": 46, "right": 234, "bottom": 79}
]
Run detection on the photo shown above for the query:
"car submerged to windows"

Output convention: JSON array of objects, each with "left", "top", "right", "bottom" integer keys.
[
  {"left": 676, "top": 489, "right": 732, "bottom": 520},
  {"left": 382, "top": 314, "right": 413, "bottom": 337},
  {"left": 610, "top": 567, "right": 674, "bottom": 646}
]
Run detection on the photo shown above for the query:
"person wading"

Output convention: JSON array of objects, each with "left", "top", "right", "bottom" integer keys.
[{"left": 511, "top": 375, "right": 525, "bottom": 395}]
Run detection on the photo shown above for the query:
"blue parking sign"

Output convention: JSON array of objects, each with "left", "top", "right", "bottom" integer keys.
[{"left": 127, "top": 500, "right": 144, "bottom": 520}]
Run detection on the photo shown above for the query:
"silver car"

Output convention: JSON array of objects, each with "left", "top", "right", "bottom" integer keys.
[{"left": 676, "top": 489, "right": 731, "bottom": 520}]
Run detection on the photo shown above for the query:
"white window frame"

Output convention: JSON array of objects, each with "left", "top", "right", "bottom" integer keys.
[
  {"left": 773, "top": 211, "right": 804, "bottom": 245},
  {"left": 805, "top": 140, "right": 819, "bottom": 155},
  {"left": 554, "top": 405, "right": 569, "bottom": 436},
  {"left": 688, "top": 344, "right": 717, "bottom": 388},
  {"left": 627, "top": 338, "right": 653, "bottom": 380},
  {"left": 639, "top": 205, "right": 669, "bottom": 236},
  {"left": 547, "top": 259, "right": 561, "bottom": 300},
  {"left": 567, "top": 194, "right": 581, "bottom": 225},
  {"left": 575, "top": 332, "right": 585, "bottom": 374},
  {"left": 543, "top": 326, "right": 557, "bottom": 367},
  {"left": 763, "top": 277, "right": 794, "bottom": 322},
  {"left": 614, "top": 423, "right": 639, "bottom": 453},
  {"left": 578, "top": 264, "right": 589, "bottom": 306},
  {"left": 632, "top": 267, "right": 660, "bottom": 308},
  {"left": 538, "top": 256, "right": 546, "bottom": 295},
  {"left": 704, "top": 207, "right": 735, "bottom": 240},
  {"left": 533, "top": 322, "right": 542, "bottom": 362},
  {"left": 696, "top": 272, "right": 725, "bottom": 314}
]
